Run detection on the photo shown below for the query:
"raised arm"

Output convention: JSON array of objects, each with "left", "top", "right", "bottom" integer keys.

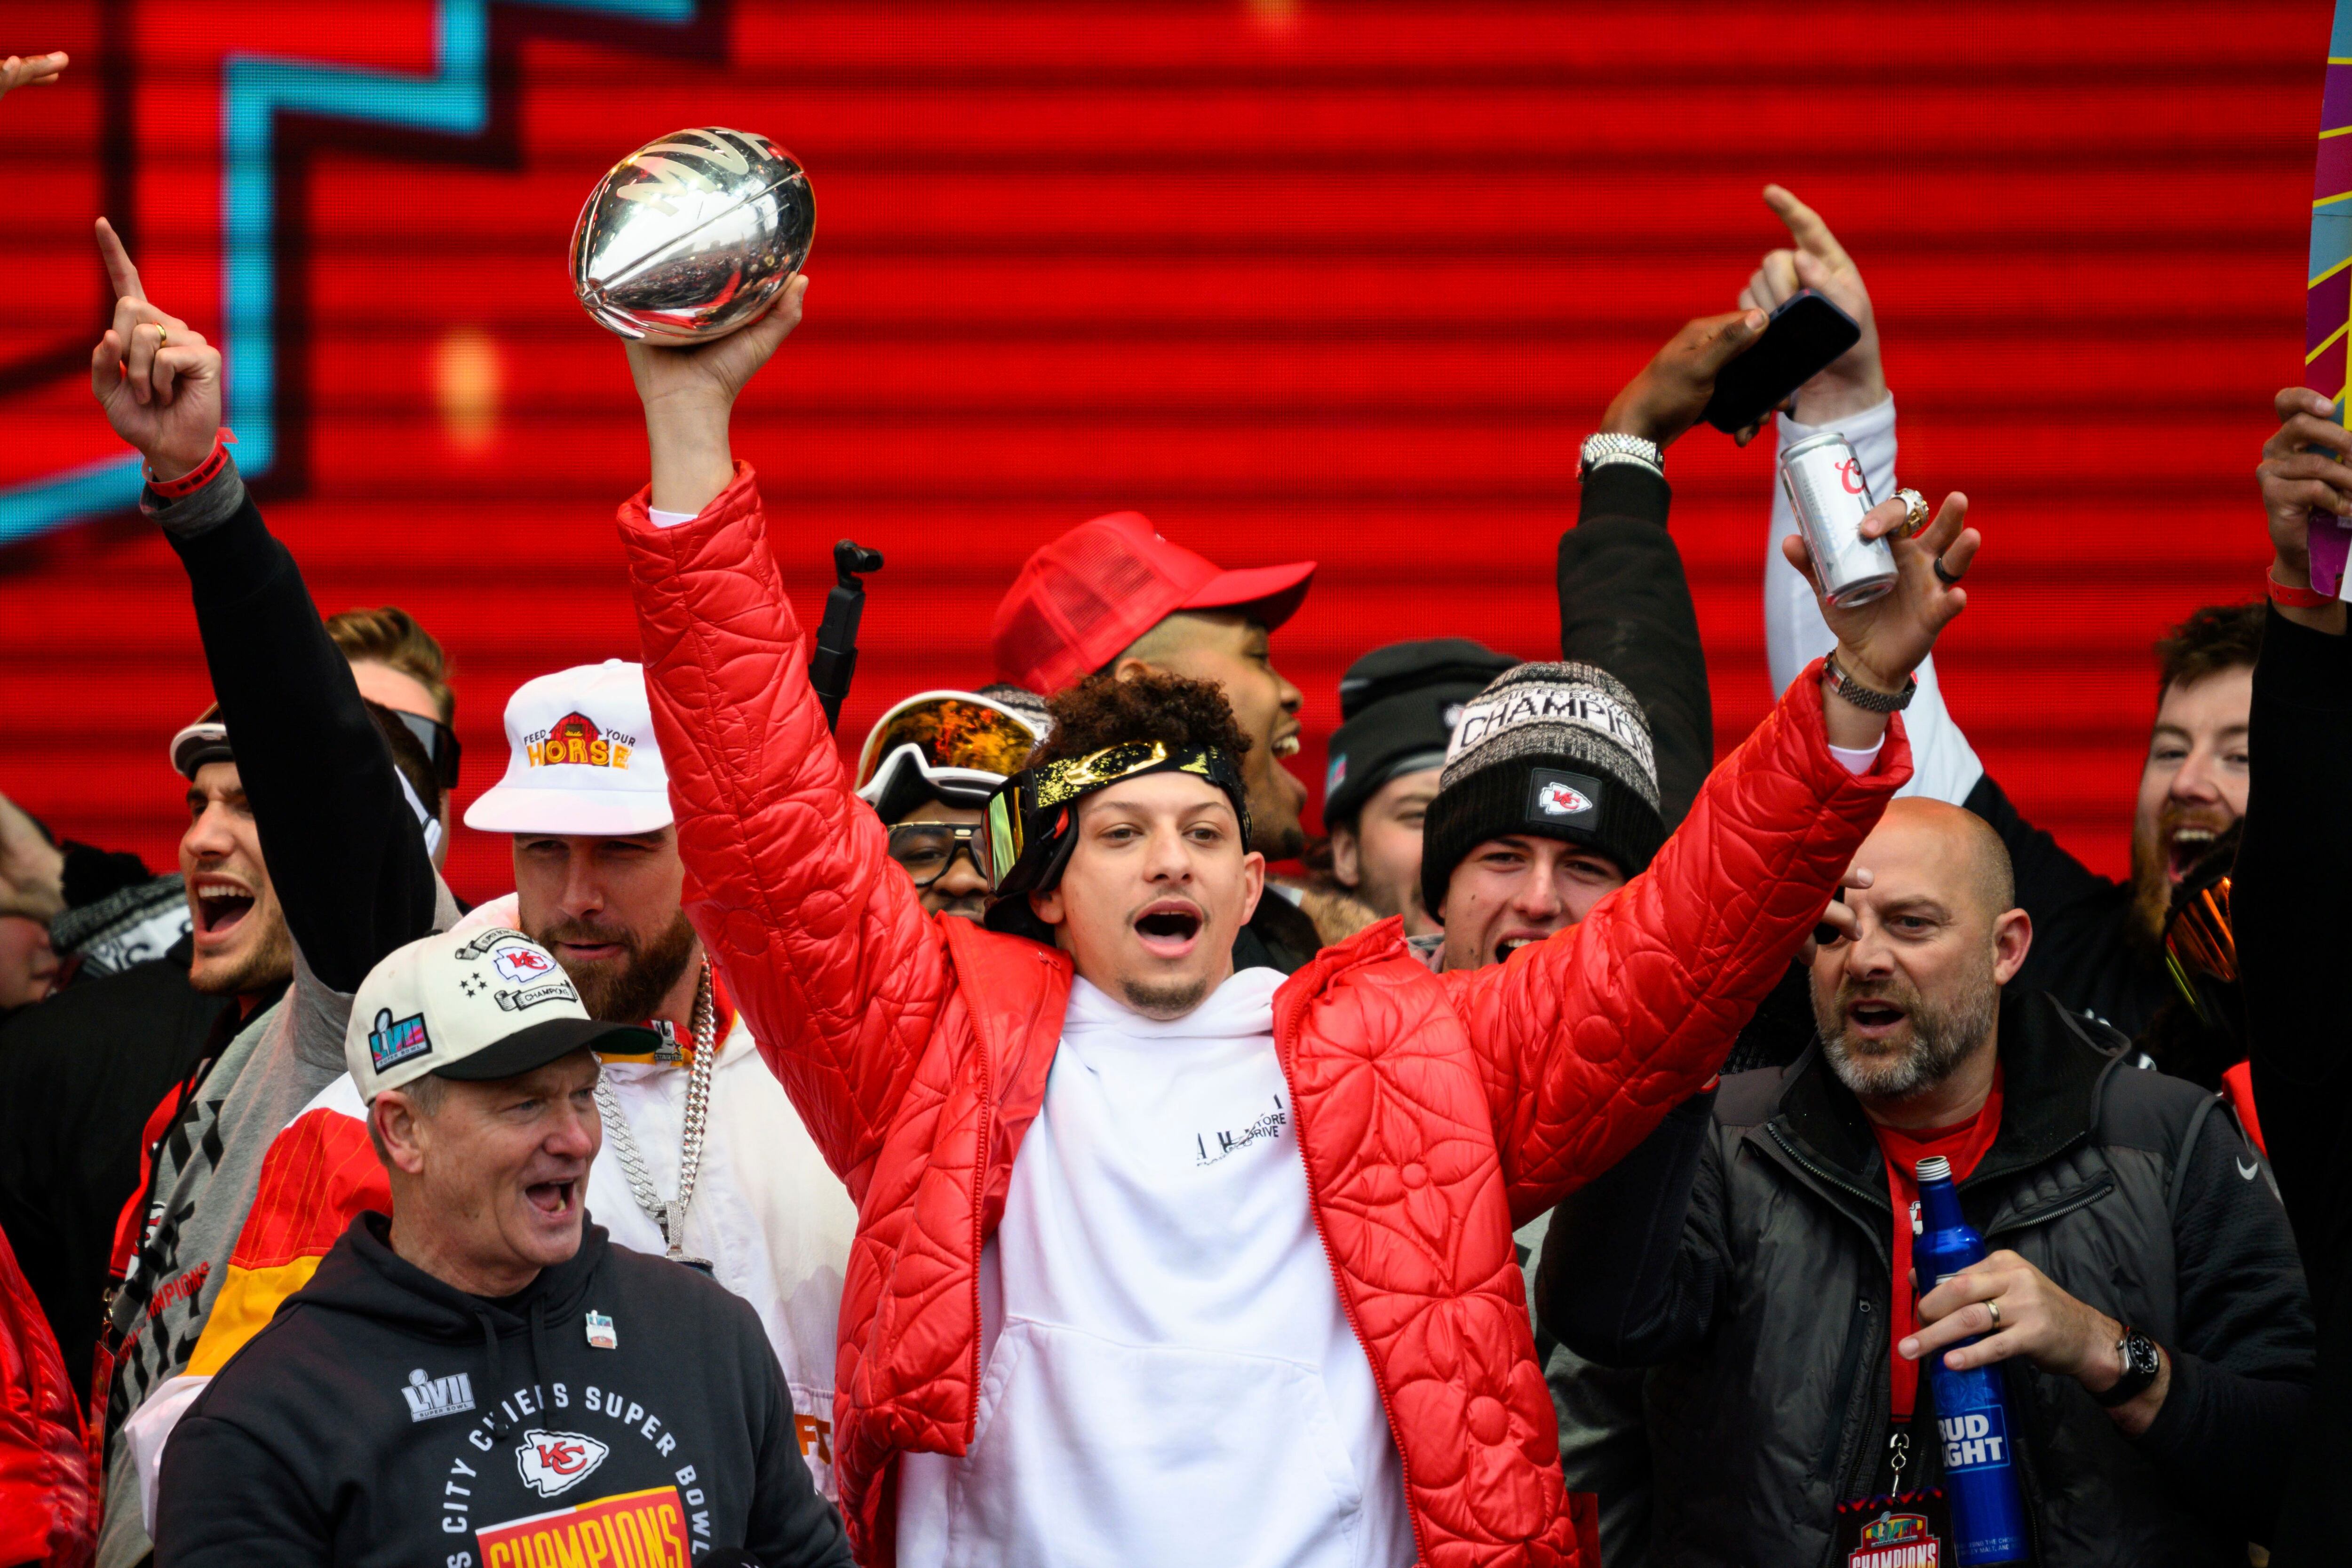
[
  {"left": 1458, "top": 477, "right": 1979, "bottom": 1216},
  {"left": 2239, "top": 386, "right": 2352, "bottom": 1272},
  {"left": 1744, "top": 186, "right": 1983, "bottom": 805},
  {"left": 612, "top": 280, "right": 953, "bottom": 1188},
  {"left": 1558, "top": 309, "right": 1769, "bottom": 827},
  {"left": 89, "top": 219, "right": 434, "bottom": 993}
]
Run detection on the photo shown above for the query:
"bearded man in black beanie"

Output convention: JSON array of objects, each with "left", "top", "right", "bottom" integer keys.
[{"left": 1420, "top": 661, "right": 1683, "bottom": 972}]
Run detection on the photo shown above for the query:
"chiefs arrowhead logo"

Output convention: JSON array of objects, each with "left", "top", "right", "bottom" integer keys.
[
  {"left": 1536, "top": 780, "right": 1592, "bottom": 816},
  {"left": 515, "top": 1429, "right": 609, "bottom": 1498},
  {"left": 493, "top": 946, "right": 556, "bottom": 983}
]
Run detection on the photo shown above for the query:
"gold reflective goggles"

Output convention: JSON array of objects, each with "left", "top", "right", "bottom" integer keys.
[{"left": 855, "top": 693, "right": 1041, "bottom": 792}]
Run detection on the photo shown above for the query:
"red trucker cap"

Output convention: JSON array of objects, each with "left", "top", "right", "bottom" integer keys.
[{"left": 991, "top": 511, "right": 1317, "bottom": 694}]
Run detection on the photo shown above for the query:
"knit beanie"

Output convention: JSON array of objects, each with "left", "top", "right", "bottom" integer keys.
[
  {"left": 1418, "top": 661, "right": 1665, "bottom": 919},
  {"left": 1323, "top": 638, "right": 1517, "bottom": 830}
]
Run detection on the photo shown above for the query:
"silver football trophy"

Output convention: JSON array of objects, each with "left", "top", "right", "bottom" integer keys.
[{"left": 570, "top": 127, "right": 815, "bottom": 344}]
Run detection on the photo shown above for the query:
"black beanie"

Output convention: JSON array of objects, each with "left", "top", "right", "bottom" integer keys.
[
  {"left": 1419, "top": 661, "right": 1666, "bottom": 919},
  {"left": 1324, "top": 639, "right": 1517, "bottom": 829}
]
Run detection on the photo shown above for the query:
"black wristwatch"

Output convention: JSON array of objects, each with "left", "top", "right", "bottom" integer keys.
[{"left": 2090, "top": 1325, "right": 2163, "bottom": 1408}]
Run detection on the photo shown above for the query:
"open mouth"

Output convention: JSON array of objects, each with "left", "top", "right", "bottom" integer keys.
[
  {"left": 2165, "top": 826, "right": 2220, "bottom": 883},
  {"left": 193, "top": 879, "right": 255, "bottom": 937},
  {"left": 1133, "top": 901, "right": 1204, "bottom": 955},
  {"left": 525, "top": 1178, "right": 579, "bottom": 1217},
  {"left": 1271, "top": 733, "right": 1301, "bottom": 759},
  {"left": 1846, "top": 999, "right": 1908, "bottom": 1037}
]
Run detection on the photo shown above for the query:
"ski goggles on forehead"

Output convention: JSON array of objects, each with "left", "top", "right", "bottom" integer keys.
[
  {"left": 978, "top": 740, "right": 1251, "bottom": 897},
  {"left": 856, "top": 693, "right": 1042, "bottom": 793}
]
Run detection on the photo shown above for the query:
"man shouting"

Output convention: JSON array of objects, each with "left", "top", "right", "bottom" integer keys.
[{"left": 607, "top": 277, "right": 1976, "bottom": 1567}]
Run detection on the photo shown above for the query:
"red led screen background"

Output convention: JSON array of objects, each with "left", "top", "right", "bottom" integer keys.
[{"left": 0, "top": 0, "right": 2316, "bottom": 906}]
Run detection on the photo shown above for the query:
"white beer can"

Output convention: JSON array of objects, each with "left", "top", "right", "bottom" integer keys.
[{"left": 1780, "top": 429, "right": 1896, "bottom": 608}]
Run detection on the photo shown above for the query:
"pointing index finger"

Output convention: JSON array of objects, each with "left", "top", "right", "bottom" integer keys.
[
  {"left": 1762, "top": 183, "right": 1853, "bottom": 270},
  {"left": 94, "top": 217, "right": 143, "bottom": 305}
]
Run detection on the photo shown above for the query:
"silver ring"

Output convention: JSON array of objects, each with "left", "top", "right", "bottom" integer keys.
[
  {"left": 1933, "top": 554, "right": 1965, "bottom": 587},
  {"left": 1986, "top": 1299, "right": 2002, "bottom": 1327}
]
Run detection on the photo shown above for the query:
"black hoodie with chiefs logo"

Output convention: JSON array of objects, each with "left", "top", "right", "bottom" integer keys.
[{"left": 154, "top": 1213, "right": 850, "bottom": 1568}]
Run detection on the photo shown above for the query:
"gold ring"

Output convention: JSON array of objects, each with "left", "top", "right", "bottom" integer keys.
[
  {"left": 153, "top": 326, "right": 168, "bottom": 349},
  {"left": 1986, "top": 1299, "right": 2002, "bottom": 1327},
  {"left": 1894, "top": 487, "right": 1930, "bottom": 539}
]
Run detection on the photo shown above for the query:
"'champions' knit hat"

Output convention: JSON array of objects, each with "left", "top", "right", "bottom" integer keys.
[
  {"left": 1323, "top": 639, "right": 1518, "bottom": 830},
  {"left": 1418, "top": 661, "right": 1665, "bottom": 919}
]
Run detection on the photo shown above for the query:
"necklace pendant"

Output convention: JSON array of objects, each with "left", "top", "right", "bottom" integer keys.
[{"left": 667, "top": 1249, "right": 715, "bottom": 1276}]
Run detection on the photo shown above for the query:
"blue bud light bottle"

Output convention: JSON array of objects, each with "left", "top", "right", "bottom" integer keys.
[{"left": 1914, "top": 1156, "right": 2030, "bottom": 1565}]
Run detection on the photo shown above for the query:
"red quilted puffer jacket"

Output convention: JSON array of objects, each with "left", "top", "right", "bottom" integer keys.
[{"left": 617, "top": 467, "right": 1908, "bottom": 1567}]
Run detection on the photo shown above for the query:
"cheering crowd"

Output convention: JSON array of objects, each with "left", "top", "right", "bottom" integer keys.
[{"left": 1, "top": 44, "right": 2346, "bottom": 1568}]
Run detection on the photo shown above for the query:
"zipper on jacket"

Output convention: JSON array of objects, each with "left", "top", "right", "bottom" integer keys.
[
  {"left": 1272, "top": 980, "right": 1435, "bottom": 1568},
  {"left": 1983, "top": 1173, "right": 2114, "bottom": 1243}
]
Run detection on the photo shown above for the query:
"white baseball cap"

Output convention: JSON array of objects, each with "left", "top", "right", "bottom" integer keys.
[
  {"left": 463, "top": 660, "right": 673, "bottom": 835},
  {"left": 347, "top": 926, "right": 659, "bottom": 1101}
]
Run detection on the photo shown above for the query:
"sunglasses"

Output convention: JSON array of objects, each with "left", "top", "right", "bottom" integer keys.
[
  {"left": 886, "top": 822, "right": 986, "bottom": 889},
  {"left": 385, "top": 708, "right": 463, "bottom": 792}
]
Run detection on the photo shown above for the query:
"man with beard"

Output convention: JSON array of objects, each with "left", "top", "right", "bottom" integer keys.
[
  {"left": 168, "top": 659, "right": 859, "bottom": 1505},
  {"left": 1535, "top": 797, "right": 2315, "bottom": 1568},
  {"left": 1745, "top": 184, "right": 2249, "bottom": 1039},
  {"left": 856, "top": 685, "right": 1050, "bottom": 921}
]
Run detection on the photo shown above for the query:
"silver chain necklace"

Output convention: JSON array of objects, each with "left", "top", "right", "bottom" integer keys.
[{"left": 594, "top": 956, "right": 717, "bottom": 1272}]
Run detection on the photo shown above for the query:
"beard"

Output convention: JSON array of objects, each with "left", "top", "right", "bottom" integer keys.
[
  {"left": 1813, "top": 960, "right": 1999, "bottom": 1101},
  {"left": 1121, "top": 974, "right": 1211, "bottom": 1020},
  {"left": 2128, "top": 799, "right": 2236, "bottom": 948},
  {"left": 188, "top": 908, "right": 295, "bottom": 998},
  {"left": 535, "top": 908, "right": 699, "bottom": 1022}
]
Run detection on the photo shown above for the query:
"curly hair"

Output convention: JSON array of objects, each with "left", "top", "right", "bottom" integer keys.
[
  {"left": 2154, "top": 602, "right": 2263, "bottom": 696},
  {"left": 1030, "top": 670, "right": 1252, "bottom": 769}
]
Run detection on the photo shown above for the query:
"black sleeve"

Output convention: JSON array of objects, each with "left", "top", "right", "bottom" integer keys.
[
  {"left": 1534, "top": 1087, "right": 1722, "bottom": 1365},
  {"left": 2238, "top": 608, "right": 2352, "bottom": 1227},
  {"left": 1961, "top": 771, "right": 2155, "bottom": 1030},
  {"left": 1556, "top": 465, "right": 1711, "bottom": 830},
  {"left": 153, "top": 1412, "right": 330, "bottom": 1567},
  {"left": 166, "top": 492, "right": 436, "bottom": 993},
  {"left": 2129, "top": 1101, "right": 2316, "bottom": 1545},
  {"left": 742, "top": 1313, "right": 852, "bottom": 1568}
]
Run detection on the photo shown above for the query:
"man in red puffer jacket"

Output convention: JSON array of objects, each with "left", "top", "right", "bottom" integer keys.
[{"left": 609, "top": 278, "right": 1979, "bottom": 1568}]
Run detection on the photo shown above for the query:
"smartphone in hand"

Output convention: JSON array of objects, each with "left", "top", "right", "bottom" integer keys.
[{"left": 1700, "top": 290, "right": 1862, "bottom": 435}]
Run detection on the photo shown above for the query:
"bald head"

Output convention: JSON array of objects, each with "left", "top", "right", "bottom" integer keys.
[{"left": 1864, "top": 798, "right": 2016, "bottom": 924}]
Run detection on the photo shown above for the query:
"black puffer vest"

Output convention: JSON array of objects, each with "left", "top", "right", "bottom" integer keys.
[{"left": 1646, "top": 992, "right": 2266, "bottom": 1568}]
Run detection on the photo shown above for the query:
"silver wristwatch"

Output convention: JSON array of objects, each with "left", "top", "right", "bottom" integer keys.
[
  {"left": 1579, "top": 432, "right": 1664, "bottom": 481},
  {"left": 1821, "top": 653, "right": 1916, "bottom": 713}
]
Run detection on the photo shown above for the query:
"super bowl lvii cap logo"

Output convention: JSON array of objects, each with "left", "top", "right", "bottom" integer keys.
[{"left": 367, "top": 1008, "right": 433, "bottom": 1073}]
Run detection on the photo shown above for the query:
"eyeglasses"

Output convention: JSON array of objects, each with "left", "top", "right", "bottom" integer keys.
[
  {"left": 886, "top": 822, "right": 986, "bottom": 889},
  {"left": 384, "top": 708, "right": 463, "bottom": 791}
]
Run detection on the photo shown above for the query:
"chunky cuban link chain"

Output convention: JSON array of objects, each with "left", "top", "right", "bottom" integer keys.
[{"left": 593, "top": 956, "right": 717, "bottom": 1264}]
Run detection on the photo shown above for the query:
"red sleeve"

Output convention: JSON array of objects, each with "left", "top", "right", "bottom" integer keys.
[
  {"left": 1446, "top": 659, "right": 1909, "bottom": 1222},
  {"left": 616, "top": 465, "right": 952, "bottom": 1196},
  {"left": 0, "top": 1220, "right": 92, "bottom": 1567}
]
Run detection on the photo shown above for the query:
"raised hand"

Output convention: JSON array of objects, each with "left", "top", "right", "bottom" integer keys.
[
  {"left": 0, "top": 792, "right": 65, "bottom": 926},
  {"left": 625, "top": 274, "right": 809, "bottom": 515},
  {"left": 89, "top": 217, "right": 222, "bottom": 481},
  {"left": 1739, "top": 185, "right": 1886, "bottom": 428},
  {"left": 0, "top": 51, "right": 68, "bottom": 102},
  {"left": 1598, "top": 308, "right": 1767, "bottom": 450},
  {"left": 1787, "top": 490, "right": 1978, "bottom": 696}
]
